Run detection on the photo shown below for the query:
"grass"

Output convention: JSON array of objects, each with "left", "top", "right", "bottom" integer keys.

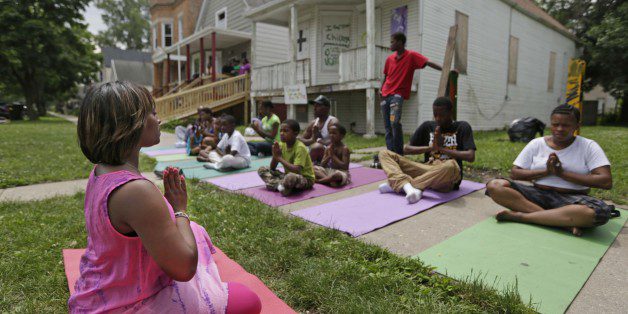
[
  {"left": 0, "top": 116, "right": 156, "bottom": 189},
  {"left": 0, "top": 184, "right": 535, "bottom": 313}
]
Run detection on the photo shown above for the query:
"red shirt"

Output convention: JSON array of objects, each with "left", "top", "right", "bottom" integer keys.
[{"left": 382, "top": 50, "right": 428, "bottom": 99}]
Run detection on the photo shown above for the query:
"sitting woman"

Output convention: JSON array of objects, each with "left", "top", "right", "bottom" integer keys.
[
  {"left": 248, "top": 100, "right": 280, "bottom": 157},
  {"left": 486, "top": 104, "right": 616, "bottom": 236},
  {"left": 69, "top": 81, "right": 261, "bottom": 313}
]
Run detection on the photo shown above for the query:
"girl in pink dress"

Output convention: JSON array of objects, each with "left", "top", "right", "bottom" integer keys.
[{"left": 69, "top": 81, "right": 261, "bottom": 313}]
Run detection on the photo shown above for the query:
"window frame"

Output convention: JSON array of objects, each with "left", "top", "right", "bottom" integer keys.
[
  {"left": 162, "top": 21, "right": 173, "bottom": 48},
  {"left": 215, "top": 7, "right": 228, "bottom": 29}
]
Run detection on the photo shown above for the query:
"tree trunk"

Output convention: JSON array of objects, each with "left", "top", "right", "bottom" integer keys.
[
  {"left": 620, "top": 93, "right": 628, "bottom": 124},
  {"left": 24, "top": 89, "right": 39, "bottom": 121}
]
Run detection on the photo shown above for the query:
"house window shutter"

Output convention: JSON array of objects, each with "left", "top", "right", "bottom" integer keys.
[
  {"left": 548, "top": 51, "right": 556, "bottom": 92},
  {"left": 508, "top": 36, "right": 519, "bottom": 85}
]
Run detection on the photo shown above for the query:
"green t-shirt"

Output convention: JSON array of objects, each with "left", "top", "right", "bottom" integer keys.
[
  {"left": 280, "top": 141, "right": 315, "bottom": 182},
  {"left": 261, "top": 114, "right": 281, "bottom": 143}
]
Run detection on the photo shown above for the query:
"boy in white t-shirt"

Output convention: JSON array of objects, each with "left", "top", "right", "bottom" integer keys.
[
  {"left": 486, "top": 104, "right": 617, "bottom": 236},
  {"left": 203, "top": 115, "right": 251, "bottom": 170}
]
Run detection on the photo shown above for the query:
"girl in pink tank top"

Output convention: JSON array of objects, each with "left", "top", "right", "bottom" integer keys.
[{"left": 69, "top": 82, "right": 260, "bottom": 313}]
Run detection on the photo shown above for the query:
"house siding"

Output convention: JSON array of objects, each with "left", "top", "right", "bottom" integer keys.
[
  {"left": 198, "top": 0, "right": 251, "bottom": 33},
  {"left": 418, "top": 0, "right": 575, "bottom": 130},
  {"left": 254, "top": 22, "right": 290, "bottom": 67}
]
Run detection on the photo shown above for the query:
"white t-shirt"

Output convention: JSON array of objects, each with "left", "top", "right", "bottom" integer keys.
[
  {"left": 513, "top": 136, "right": 610, "bottom": 190},
  {"left": 217, "top": 130, "right": 251, "bottom": 163}
]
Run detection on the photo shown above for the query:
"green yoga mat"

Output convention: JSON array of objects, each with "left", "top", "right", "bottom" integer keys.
[
  {"left": 415, "top": 209, "right": 627, "bottom": 314},
  {"left": 180, "top": 157, "right": 272, "bottom": 180}
]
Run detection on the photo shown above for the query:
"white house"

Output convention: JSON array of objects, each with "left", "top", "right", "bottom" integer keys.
[{"left": 245, "top": 0, "right": 577, "bottom": 135}]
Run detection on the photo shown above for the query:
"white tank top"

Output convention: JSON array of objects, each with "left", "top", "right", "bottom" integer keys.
[{"left": 314, "top": 115, "right": 335, "bottom": 140}]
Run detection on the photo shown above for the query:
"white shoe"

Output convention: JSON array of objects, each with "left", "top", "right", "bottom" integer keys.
[{"left": 378, "top": 183, "right": 394, "bottom": 193}]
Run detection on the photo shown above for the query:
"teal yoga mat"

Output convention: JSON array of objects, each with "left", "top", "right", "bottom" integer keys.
[
  {"left": 415, "top": 209, "right": 627, "bottom": 314},
  {"left": 154, "top": 156, "right": 270, "bottom": 172},
  {"left": 181, "top": 157, "right": 272, "bottom": 180}
]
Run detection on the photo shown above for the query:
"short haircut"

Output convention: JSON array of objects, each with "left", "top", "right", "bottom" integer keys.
[
  {"left": 221, "top": 114, "right": 236, "bottom": 125},
  {"left": 392, "top": 32, "right": 406, "bottom": 45},
  {"left": 198, "top": 107, "right": 212, "bottom": 115},
  {"left": 77, "top": 81, "right": 154, "bottom": 165},
  {"left": 261, "top": 100, "right": 274, "bottom": 109},
  {"left": 432, "top": 96, "right": 453, "bottom": 112},
  {"left": 551, "top": 104, "right": 581, "bottom": 123},
  {"left": 332, "top": 123, "right": 347, "bottom": 136},
  {"left": 283, "top": 119, "right": 300, "bottom": 133}
]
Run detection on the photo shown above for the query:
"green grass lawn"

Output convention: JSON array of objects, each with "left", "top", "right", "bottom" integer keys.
[
  {"left": 0, "top": 185, "right": 534, "bottom": 313},
  {"left": 0, "top": 116, "right": 156, "bottom": 189}
]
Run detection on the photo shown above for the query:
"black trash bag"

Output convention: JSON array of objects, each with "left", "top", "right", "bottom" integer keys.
[{"left": 508, "top": 117, "right": 546, "bottom": 143}]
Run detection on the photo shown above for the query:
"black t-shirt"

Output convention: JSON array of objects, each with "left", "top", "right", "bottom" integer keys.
[{"left": 409, "top": 120, "right": 476, "bottom": 186}]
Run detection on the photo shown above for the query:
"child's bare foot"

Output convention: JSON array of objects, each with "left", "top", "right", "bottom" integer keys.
[
  {"left": 495, "top": 210, "right": 523, "bottom": 222},
  {"left": 571, "top": 227, "right": 583, "bottom": 237}
]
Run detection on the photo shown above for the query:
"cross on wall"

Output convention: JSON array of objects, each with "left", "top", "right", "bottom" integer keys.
[{"left": 297, "top": 30, "right": 307, "bottom": 52}]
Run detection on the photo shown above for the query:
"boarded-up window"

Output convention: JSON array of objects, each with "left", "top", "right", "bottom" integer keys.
[
  {"left": 547, "top": 51, "right": 556, "bottom": 92},
  {"left": 455, "top": 11, "right": 468, "bottom": 74},
  {"left": 508, "top": 36, "right": 519, "bottom": 85}
]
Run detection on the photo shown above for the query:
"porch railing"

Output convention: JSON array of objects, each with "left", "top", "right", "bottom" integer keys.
[
  {"left": 251, "top": 59, "right": 311, "bottom": 91},
  {"left": 155, "top": 74, "right": 250, "bottom": 122},
  {"left": 339, "top": 46, "right": 390, "bottom": 83}
]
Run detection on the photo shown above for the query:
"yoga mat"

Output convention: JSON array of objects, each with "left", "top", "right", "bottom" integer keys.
[
  {"left": 204, "top": 163, "right": 365, "bottom": 191},
  {"left": 143, "top": 148, "right": 187, "bottom": 157},
  {"left": 154, "top": 154, "right": 196, "bottom": 162},
  {"left": 182, "top": 158, "right": 273, "bottom": 180},
  {"left": 63, "top": 248, "right": 296, "bottom": 314},
  {"left": 140, "top": 145, "right": 177, "bottom": 152},
  {"left": 155, "top": 156, "right": 271, "bottom": 173},
  {"left": 291, "top": 180, "right": 485, "bottom": 237},
  {"left": 240, "top": 167, "right": 387, "bottom": 207},
  {"left": 414, "top": 209, "right": 627, "bottom": 314}
]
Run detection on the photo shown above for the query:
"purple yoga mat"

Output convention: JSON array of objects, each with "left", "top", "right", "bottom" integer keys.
[
  {"left": 204, "top": 163, "right": 364, "bottom": 191},
  {"left": 239, "top": 167, "right": 387, "bottom": 207},
  {"left": 143, "top": 148, "right": 187, "bottom": 157},
  {"left": 291, "top": 180, "right": 486, "bottom": 237}
]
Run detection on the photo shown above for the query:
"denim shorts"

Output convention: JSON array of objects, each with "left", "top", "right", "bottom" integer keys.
[{"left": 498, "top": 180, "right": 614, "bottom": 226}]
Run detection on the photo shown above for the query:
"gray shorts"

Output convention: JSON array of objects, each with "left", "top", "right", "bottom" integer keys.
[{"left": 495, "top": 180, "right": 615, "bottom": 226}]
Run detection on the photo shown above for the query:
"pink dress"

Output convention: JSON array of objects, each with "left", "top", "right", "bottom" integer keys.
[{"left": 68, "top": 169, "right": 229, "bottom": 313}]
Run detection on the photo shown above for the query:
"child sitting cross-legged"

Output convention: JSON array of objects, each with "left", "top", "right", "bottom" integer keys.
[
  {"left": 258, "top": 119, "right": 315, "bottom": 196},
  {"left": 202, "top": 114, "right": 251, "bottom": 170},
  {"left": 314, "top": 124, "right": 352, "bottom": 187}
]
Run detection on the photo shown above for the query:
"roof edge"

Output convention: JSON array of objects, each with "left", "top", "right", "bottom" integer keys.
[{"left": 500, "top": 0, "right": 577, "bottom": 41}]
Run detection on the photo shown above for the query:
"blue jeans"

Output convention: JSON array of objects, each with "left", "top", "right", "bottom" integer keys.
[{"left": 381, "top": 94, "right": 404, "bottom": 155}]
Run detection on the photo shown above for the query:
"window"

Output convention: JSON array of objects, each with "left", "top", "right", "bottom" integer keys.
[
  {"left": 508, "top": 36, "right": 519, "bottom": 85},
  {"left": 178, "top": 16, "right": 183, "bottom": 43},
  {"left": 454, "top": 11, "right": 468, "bottom": 74},
  {"left": 547, "top": 51, "right": 556, "bottom": 92},
  {"left": 162, "top": 22, "right": 172, "bottom": 47},
  {"left": 215, "top": 8, "right": 227, "bottom": 29}
]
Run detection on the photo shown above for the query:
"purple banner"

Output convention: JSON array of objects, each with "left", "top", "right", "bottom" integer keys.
[{"left": 391, "top": 6, "right": 408, "bottom": 35}]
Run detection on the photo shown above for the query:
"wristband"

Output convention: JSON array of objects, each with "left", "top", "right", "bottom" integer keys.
[{"left": 174, "top": 211, "right": 190, "bottom": 221}]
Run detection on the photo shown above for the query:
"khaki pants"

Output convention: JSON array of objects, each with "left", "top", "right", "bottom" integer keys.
[{"left": 379, "top": 150, "right": 461, "bottom": 192}]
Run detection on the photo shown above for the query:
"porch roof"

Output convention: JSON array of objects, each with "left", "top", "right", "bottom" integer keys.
[{"left": 153, "top": 27, "right": 252, "bottom": 63}]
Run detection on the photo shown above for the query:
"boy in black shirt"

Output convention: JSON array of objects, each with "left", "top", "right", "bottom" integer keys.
[{"left": 378, "top": 97, "right": 476, "bottom": 203}]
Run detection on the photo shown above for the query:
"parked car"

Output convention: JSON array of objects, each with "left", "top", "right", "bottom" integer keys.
[{"left": 0, "top": 102, "right": 27, "bottom": 120}]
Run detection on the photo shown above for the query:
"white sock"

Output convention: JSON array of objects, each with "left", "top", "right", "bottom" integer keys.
[
  {"left": 277, "top": 184, "right": 285, "bottom": 192},
  {"left": 204, "top": 163, "right": 218, "bottom": 170},
  {"left": 402, "top": 183, "right": 422, "bottom": 204},
  {"left": 378, "top": 183, "right": 394, "bottom": 193}
]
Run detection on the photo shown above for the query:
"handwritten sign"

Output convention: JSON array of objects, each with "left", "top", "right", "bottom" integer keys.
[
  {"left": 321, "top": 14, "right": 351, "bottom": 71},
  {"left": 284, "top": 84, "right": 308, "bottom": 105}
]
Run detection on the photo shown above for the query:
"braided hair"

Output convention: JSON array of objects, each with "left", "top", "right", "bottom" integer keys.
[{"left": 551, "top": 104, "right": 580, "bottom": 123}]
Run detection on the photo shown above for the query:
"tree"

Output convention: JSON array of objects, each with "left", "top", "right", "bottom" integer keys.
[
  {"left": 0, "top": 0, "right": 100, "bottom": 119},
  {"left": 535, "top": 0, "right": 627, "bottom": 122},
  {"left": 95, "top": 0, "right": 150, "bottom": 51}
]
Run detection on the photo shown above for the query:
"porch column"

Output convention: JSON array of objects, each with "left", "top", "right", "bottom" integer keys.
[
  {"left": 200, "top": 37, "right": 205, "bottom": 78},
  {"left": 288, "top": 4, "right": 298, "bottom": 120},
  {"left": 212, "top": 32, "right": 217, "bottom": 82},
  {"left": 186, "top": 44, "right": 191, "bottom": 81},
  {"left": 250, "top": 22, "right": 257, "bottom": 120},
  {"left": 364, "top": 0, "right": 376, "bottom": 138},
  {"left": 177, "top": 45, "right": 182, "bottom": 85},
  {"left": 153, "top": 62, "right": 160, "bottom": 92},
  {"left": 165, "top": 54, "right": 171, "bottom": 92}
]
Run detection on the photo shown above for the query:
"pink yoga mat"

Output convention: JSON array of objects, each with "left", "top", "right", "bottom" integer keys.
[
  {"left": 143, "top": 148, "right": 187, "bottom": 157},
  {"left": 204, "top": 163, "right": 364, "bottom": 191},
  {"left": 239, "top": 167, "right": 387, "bottom": 207},
  {"left": 63, "top": 249, "right": 295, "bottom": 314},
  {"left": 291, "top": 180, "right": 486, "bottom": 237}
]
